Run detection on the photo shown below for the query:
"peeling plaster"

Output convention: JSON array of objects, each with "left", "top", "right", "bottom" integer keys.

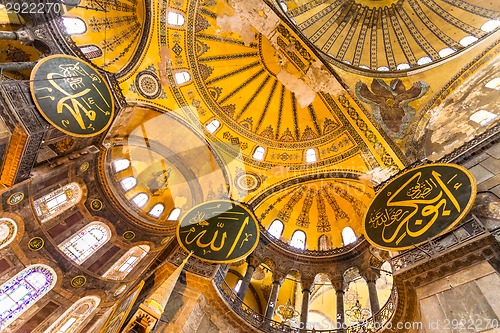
[{"left": 217, "top": 0, "right": 343, "bottom": 108}]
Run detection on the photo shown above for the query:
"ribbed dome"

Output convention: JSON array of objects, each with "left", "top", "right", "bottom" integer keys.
[{"left": 279, "top": 0, "right": 500, "bottom": 73}]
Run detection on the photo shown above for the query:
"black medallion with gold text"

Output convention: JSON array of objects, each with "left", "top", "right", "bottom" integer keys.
[
  {"left": 177, "top": 200, "right": 260, "bottom": 263},
  {"left": 30, "top": 54, "right": 114, "bottom": 137},
  {"left": 363, "top": 163, "right": 476, "bottom": 250}
]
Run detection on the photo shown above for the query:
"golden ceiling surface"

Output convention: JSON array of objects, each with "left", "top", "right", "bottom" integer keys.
[
  {"left": 62, "top": 0, "right": 496, "bottom": 250},
  {"left": 281, "top": 0, "right": 500, "bottom": 72}
]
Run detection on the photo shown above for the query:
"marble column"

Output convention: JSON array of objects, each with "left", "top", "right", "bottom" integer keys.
[
  {"left": 300, "top": 279, "right": 314, "bottom": 327},
  {"left": 265, "top": 273, "right": 284, "bottom": 320},
  {"left": 331, "top": 277, "right": 346, "bottom": 332},
  {"left": 237, "top": 255, "right": 261, "bottom": 300},
  {"left": 366, "top": 279, "right": 380, "bottom": 314}
]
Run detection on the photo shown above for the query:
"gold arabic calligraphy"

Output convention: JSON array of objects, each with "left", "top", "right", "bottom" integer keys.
[
  {"left": 36, "top": 62, "right": 111, "bottom": 132},
  {"left": 180, "top": 204, "right": 255, "bottom": 259},
  {"left": 368, "top": 171, "right": 463, "bottom": 245}
]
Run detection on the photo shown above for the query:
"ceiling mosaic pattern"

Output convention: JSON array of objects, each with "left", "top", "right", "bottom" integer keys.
[{"left": 280, "top": 0, "right": 500, "bottom": 73}]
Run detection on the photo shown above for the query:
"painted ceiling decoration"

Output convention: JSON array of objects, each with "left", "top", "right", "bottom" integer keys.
[
  {"left": 279, "top": 0, "right": 500, "bottom": 73},
  {"left": 62, "top": 0, "right": 148, "bottom": 73}
]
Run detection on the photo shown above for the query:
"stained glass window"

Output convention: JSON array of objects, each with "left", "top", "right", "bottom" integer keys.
[
  {"left": 113, "top": 159, "right": 130, "bottom": 173},
  {"left": 43, "top": 296, "right": 100, "bottom": 333},
  {"left": 34, "top": 183, "right": 82, "bottom": 223},
  {"left": 58, "top": 222, "right": 111, "bottom": 265},
  {"left": 342, "top": 227, "right": 357, "bottom": 246},
  {"left": 0, "top": 265, "right": 56, "bottom": 330},
  {"left": 0, "top": 218, "right": 17, "bottom": 250},
  {"left": 268, "top": 219, "right": 284, "bottom": 239},
  {"left": 102, "top": 245, "right": 149, "bottom": 280},
  {"left": 290, "top": 230, "right": 306, "bottom": 250}
]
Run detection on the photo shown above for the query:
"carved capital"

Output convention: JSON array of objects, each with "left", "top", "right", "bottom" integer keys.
[
  {"left": 300, "top": 277, "right": 315, "bottom": 292},
  {"left": 15, "top": 28, "right": 35, "bottom": 45},
  {"left": 247, "top": 253, "right": 262, "bottom": 269}
]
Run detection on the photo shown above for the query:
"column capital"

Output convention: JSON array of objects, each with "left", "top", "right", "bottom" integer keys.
[
  {"left": 301, "top": 278, "right": 315, "bottom": 292},
  {"left": 360, "top": 268, "right": 380, "bottom": 283},
  {"left": 329, "top": 275, "right": 346, "bottom": 292},
  {"left": 246, "top": 253, "right": 261, "bottom": 269},
  {"left": 272, "top": 271, "right": 286, "bottom": 285}
]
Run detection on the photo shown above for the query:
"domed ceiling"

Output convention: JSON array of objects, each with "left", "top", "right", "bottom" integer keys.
[
  {"left": 279, "top": 0, "right": 500, "bottom": 73},
  {"left": 102, "top": 0, "right": 498, "bottom": 250}
]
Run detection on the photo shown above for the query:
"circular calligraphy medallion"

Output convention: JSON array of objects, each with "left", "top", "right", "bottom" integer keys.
[
  {"left": 122, "top": 231, "right": 136, "bottom": 241},
  {"left": 362, "top": 163, "right": 476, "bottom": 251},
  {"left": 71, "top": 275, "right": 87, "bottom": 288},
  {"left": 79, "top": 162, "right": 90, "bottom": 173},
  {"left": 234, "top": 171, "right": 261, "bottom": 193},
  {"left": 176, "top": 200, "right": 260, "bottom": 264},
  {"left": 7, "top": 192, "right": 24, "bottom": 205},
  {"left": 28, "top": 237, "right": 44, "bottom": 251},
  {"left": 30, "top": 54, "right": 114, "bottom": 137},
  {"left": 135, "top": 71, "right": 162, "bottom": 99},
  {"left": 90, "top": 199, "right": 103, "bottom": 211}
]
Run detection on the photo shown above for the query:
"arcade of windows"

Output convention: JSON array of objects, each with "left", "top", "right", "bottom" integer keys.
[
  {"left": 267, "top": 219, "right": 358, "bottom": 250},
  {"left": 113, "top": 159, "right": 183, "bottom": 221}
]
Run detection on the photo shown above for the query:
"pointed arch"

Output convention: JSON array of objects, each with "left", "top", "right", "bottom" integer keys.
[
  {"left": 43, "top": 295, "right": 100, "bottom": 333},
  {"left": 34, "top": 182, "right": 83, "bottom": 223},
  {"left": 58, "top": 222, "right": 111, "bottom": 265},
  {"left": 102, "top": 245, "right": 150, "bottom": 280},
  {"left": 0, "top": 265, "right": 57, "bottom": 330}
]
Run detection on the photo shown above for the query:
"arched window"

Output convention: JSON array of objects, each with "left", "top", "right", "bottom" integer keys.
[
  {"left": 252, "top": 146, "right": 266, "bottom": 161},
  {"left": 268, "top": 219, "right": 284, "bottom": 239},
  {"left": 470, "top": 110, "right": 497, "bottom": 126},
  {"left": 481, "top": 20, "right": 500, "bottom": 32},
  {"left": 234, "top": 280, "right": 242, "bottom": 293},
  {"left": 0, "top": 218, "right": 17, "bottom": 250},
  {"left": 396, "top": 63, "right": 410, "bottom": 70},
  {"left": 113, "top": 159, "right": 130, "bottom": 172},
  {"left": 290, "top": 230, "right": 306, "bottom": 250},
  {"left": 417, "top": 56, "right": 432, "bottom": 66},
  {"left": 205, "top": 119, "right": 221, "bottom": 134},
  {"left": 342, "top": 227, "right": 357, "bottom": 246},
  {"left": 148, "top": 204, "right": 164, "bottom": 218},
  {"left": 120, "top": 177, "right": 137, "bottom": 191},
  {"left": 305, "top": 148, "right": 317, "bottom": 163},
  {"left": 43, "top": 296, "right": 100, "bottom": 333},
  {"left": 131, "top": 193, "right": 148, "bottom": 208},
  {"left": 62, "top": 17, "right": 87, "bottom": 35},
  {"left": 0, "top": 265, "right": 56, "bottom": 330},
  {"left": 318, "top": 234, "right": 332, "bottom": 251},
  {"left": 34, "top": 182, "right": 82, "bottom": 223},
  {"left": 58, "top": 222, "right": 111, "bottom": 265},
  {"left": 167, "top": 11, "right": 185, "bottom": 26},
  {"left": 460, "top": 36, "right": 478, "bottom": 47},
  {"left": 438, "top": 48, "right": 455, "bottom": 58},
  {"left": 174, "top": 71, "right": 191, "bottom": 85},
  {"left": 376, "top": 66, "right": 389, "bottom": 71},
  {"left": 102, "top": 245, "right": 149, "bottom": 280},
  {"left": 167, "top": 208, "right": 181, "bottom": 221},
  {"left": 485, "top": 78, "right": 500, "bottom": 90}
]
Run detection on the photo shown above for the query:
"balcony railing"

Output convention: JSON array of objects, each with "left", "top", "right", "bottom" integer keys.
[
  {"left": 213, "top": 268, "right": 397, "bottom": 333},
  {"left": 391, "top": 215, "right": 489, "bottom": 272}
]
